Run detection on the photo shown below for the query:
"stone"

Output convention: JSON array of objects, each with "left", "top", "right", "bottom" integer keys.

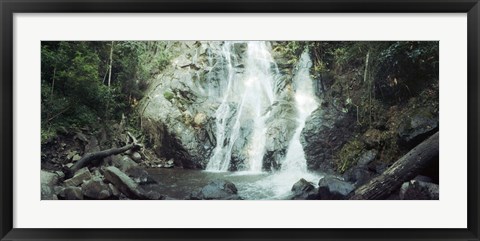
[
  {"left": 357, "top": 150, "right": 377, "bottom": 166},
  {"left": 290, "top": 178, "right": 318, "bottom": 200},
  {"left": 131, "top": 152, "right": 142, "bottom": 163},
  {"left": 301, "top": 107, "right": 356, "bottom": 173},
  {"left": 193, "top": 112, "right": 207, "bottom": 126},
  {"left": 111, "top": 155, "right": 138, "bottom": 172},
  {"left": 145, "top": 190, "right": 163, "bottom": 200},
  {"left": 125, "top": 166, "right": 156, "bottom": 184},
  {"left": 41, "top": 170, "right": 59, "bottom": 187},
  {"left": 41, "top": 183, "right": 56, "bottom": 200},
  {"left": 103, "top": 166, "right": 144, "bottom": 199},
  {"left": 318, "top": 176, "right": 355, "bottom": 200},
  {"left": 63, "top": 186, "right": 84, "bottom": 200},
  {"left": 72, "top": 154, "right": 82, "bottom": 162},
  {"left": 67, "top": 150, "right": 78, "bottom": 160},
  {"left": 343, "top": 167, "right": 374, "bottom": 187},
  {"left": 189, "top": 179, "right": 242, "bottom": 200},
  {"left": 108, "top": 183, "right": 120, "bottom": 197},
  {"left": 81, "top": 177, "right": 112, "bottom": 199},
  {"left": 74, "top": 132, "right": 89, "bottom": 143},
  {"left": 397, "top": 108, "right": 438, "bottom": 146},
  {"left": 64, "top": 167, "right": 92, "bottom": 187},
  {"left": 399, "top": 180, "right": 439, "bottom": 200}
]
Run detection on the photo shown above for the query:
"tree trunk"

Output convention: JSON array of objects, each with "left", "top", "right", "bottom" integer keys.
[
  {"left": 68, "top": 142, "right": 142, "bottom": 177},
  {"left": 107, "top": 41, "right": 114, "bottom": 87},
  {"left": 349, "top": 131, "right": 439, "bottom": 200}
]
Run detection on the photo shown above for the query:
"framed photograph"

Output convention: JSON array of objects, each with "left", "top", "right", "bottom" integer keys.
[{"left": 1, "top": 0, "right": 479, "bottom": 240}]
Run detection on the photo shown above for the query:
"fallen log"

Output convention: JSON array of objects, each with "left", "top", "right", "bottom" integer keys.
[
  {"left": 349, "top": 131, "right": 439, "bottom": 200},
  {"left": 66, "top": 142, "right": 142, "bottom": 178}
]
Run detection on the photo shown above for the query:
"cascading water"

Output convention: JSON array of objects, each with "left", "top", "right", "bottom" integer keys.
[
  {"left": 236, "top": 49, "right": 323, "bottom": 199},
  {"left": 204, "top": 42, "right": 323, "bottom": 199},
  {"left": 281, "top": 50, "right": 319, "bottom": 172},
  {"left": 206, "top": 41, "right": 276, "bottom": 172}
]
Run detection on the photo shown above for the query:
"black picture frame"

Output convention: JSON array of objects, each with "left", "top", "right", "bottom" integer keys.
[{"left": 1, "top": 0, "right": 479, "bottom": 240}]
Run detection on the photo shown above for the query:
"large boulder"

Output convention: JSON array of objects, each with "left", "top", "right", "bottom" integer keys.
[
  {"left": 103, "top": 166, "right": 145, "bottom": 199},
  {"left": 301, "top": 106, "right": 355, "bottom": 173},
  {"left": 41, "top": 170, "right": 60, "bottom": 200},
  {"left": 111, "top": 155, "right": 138, "bottom": 172},
  {"left": 290, "top": 178, "right": 318, "bottom": 200},
  {"left": 189, "top": 179, "right": 242, "bottom": 200},
  {"left": 317, "top": 176, "right": 355, "bottom": 200},
  {"left": 397, "top": 108, "right": 438, "bottom": 146}
]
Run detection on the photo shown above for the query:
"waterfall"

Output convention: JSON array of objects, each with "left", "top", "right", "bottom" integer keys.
[
  {"left": 237, "top": 49, "right": 322, "bottom": 199},
  {"left": 206, "top": 41, "right": 276, "bottom": 172},
  {"left": 280, "top": 50, "right": 319, "bottom": 172}
]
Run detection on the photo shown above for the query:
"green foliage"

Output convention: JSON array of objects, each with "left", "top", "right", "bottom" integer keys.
[
  {"left": 337, "top": 139, "right": 365, "bottom": 173},
  {"left": 41, "top": 41, "right": 172, "bottom": 142}
]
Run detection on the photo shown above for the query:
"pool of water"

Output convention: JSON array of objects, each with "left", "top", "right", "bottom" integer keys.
[{"left": 146, "top": 168, "right": 325, "bottom": 200}]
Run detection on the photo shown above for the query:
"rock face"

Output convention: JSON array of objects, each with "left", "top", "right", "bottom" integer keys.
[
  {"left": 41, "top": 170, "right": 60, "bottom": 200},
  {"left": 301, "top": 107, "right": 355, "bottom": 173},
  {"left": 317, "top": 176, "right": 355, "bottom": 200},
  {"left": 263, "top": 90, "right": 298, "bottom": 171},
  {"left": 139, "top": 41, "right": 295, "bottom": 171},
  {"left": 139, "top": 42, "right": 227, "bottom": 169},
  {"left": 189, "top": 179, "right": 242, "bottom": 200}
]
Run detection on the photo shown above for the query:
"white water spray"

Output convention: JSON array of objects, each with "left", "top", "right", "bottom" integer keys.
[{"left": 206, "top": 41, "right": 276, "bottom": 172}]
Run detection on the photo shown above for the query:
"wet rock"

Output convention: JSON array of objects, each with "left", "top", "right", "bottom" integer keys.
[
  {"left": 291, "top": 178, "right": 318, "bottom": 200},
  {"left": 64, "top": 167, "right": 92, "bottom": 187},
  {"left": 318, "top": 176, "right": 355, "bottom": 200},
  {"left": 81, "top": 177, "right": 112, "bottom": 199},
  {"left": 397, "top": 108, "right": 438, "bottom": 146},
  {"left": 189, "top": 179, "right": 242, "bottom": 200},
  {"left": 399, "top": 180, "right": 439, "bottom": 200},
  {"left": 103, "top": 166, "right": 145, "bottom": 199},
  {"left": 301, "top": 107, "right": 355, "bottom": 173},
  {"left": 263, "top": 91, "right": 298, "bottom": 171},
  {"left": 63, "top": 186, "right": 84, "bottom": 200}
]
